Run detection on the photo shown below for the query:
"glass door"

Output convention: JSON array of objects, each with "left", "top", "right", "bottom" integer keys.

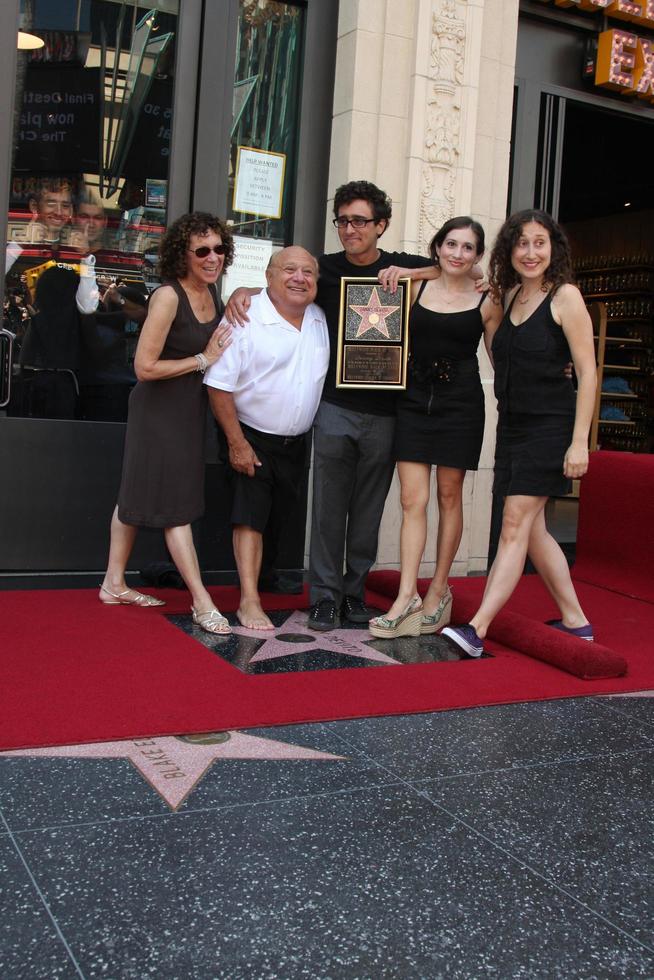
[
  {"left": 1, "top": 0, "right": 183, "bottom": 576},
  {"left": 6, "top": 0, "right": 179, "bottom": 425}
]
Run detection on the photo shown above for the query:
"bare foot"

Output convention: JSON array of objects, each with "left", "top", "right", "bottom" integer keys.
[{"left": 237, "top": 598, "right": 274, "bottom": 631}]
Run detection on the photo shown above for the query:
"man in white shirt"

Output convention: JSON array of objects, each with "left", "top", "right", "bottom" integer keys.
[{"left": 204, "top": 246, "right": 329, "bottom": 630}]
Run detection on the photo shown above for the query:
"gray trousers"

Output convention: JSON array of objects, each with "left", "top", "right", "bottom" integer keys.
[{"left": 309, "top": 400, "right": 396, "bottom": 605}]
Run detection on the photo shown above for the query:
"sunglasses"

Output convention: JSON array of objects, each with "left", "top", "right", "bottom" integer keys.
[{"left": 188, "top": 244, "right": 226, "bottom": 258}]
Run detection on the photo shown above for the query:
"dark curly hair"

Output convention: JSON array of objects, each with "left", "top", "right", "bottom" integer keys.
[
  {"left": 158, "top": 211, "right": 234, "bottom": 280},
  {"left": 429, "top": 216, "right": 485, "bottom": 264},
  {"left": 488, "top": 209, "right": 573, "bottom": 300},
  {"left": 333, "top": 180, "right": 392, "bottom": 226}
]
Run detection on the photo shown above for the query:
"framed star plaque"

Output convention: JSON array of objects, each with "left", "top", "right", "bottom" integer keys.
[{"left": 335, "top": 276, "right": 411, "bottom": 389}]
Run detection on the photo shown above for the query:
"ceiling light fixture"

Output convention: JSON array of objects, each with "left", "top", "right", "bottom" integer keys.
[{"left": 17, "top": 31, "right": 44, "bottom": 50}]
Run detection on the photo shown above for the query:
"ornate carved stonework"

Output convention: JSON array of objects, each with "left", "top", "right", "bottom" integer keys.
[{"left": 420, "top": 0, "right": 467, "bottom": 248}]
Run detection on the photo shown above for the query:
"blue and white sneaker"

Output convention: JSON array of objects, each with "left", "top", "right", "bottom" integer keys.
[
  {"left": 546, "top": 619, "right": 594, "bottom": 642},
  {"left": 441, "top": 623, "right": 484, "bottom": 658}
]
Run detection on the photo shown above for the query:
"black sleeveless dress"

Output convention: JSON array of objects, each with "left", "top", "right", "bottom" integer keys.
[
  {"left": 491, "top": 291, "right": 576, "bottom": 498},
  {"left": 117, "top": 281, "right": 222, "bottom": 528},
  {"left": 393, "top": 282, "right": 485, "bottom": 469}
]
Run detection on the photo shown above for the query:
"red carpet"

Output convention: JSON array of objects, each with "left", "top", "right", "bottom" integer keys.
[{"left": 1, "top": 451, "right": 652, "bottom": 750}]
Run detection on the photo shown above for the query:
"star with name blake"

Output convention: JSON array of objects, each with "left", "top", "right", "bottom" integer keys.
[
  {"left": 2, "top": 731, "right": 344, "bottom": 811},
  {"left": 350, "top": 286, "right": 400, "bottom": 338}
]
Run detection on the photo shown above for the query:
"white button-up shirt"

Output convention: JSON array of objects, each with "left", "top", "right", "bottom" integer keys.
[{"left": 204, "top": 289, "right": 329, "bottom": 437}]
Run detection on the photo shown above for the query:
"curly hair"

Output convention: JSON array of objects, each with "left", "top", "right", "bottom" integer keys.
[
  {"left": 429, "top": 216, "right": 485, "bottom": 264},
  {"left": 158, "top": 211, "right": 235, "bottom": 280},
  {"left": 488, "top": 209, "right": 573, "bottom": 300},
  {"left": 333, "top": 180, "right": 392, "bottom": 225}
]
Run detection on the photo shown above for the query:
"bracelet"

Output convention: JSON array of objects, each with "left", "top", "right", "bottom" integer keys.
[{"left": 195, "top": 352, "right": 208, "bottom": 373}]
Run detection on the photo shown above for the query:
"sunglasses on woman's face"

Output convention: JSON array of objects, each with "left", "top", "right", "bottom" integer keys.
[{"left": 188, "top": 244, "right": 226, "bottom": 258}]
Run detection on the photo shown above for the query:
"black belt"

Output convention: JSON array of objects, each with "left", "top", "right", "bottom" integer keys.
[{"left": 241, "top": 422, "right": 306, "bottom": 446}]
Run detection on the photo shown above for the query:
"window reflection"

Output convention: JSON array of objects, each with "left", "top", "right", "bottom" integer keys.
[
  {"left": 227, "top": 1, "right": 304, "bottom": 245},
  {"left": 4, "top": 0, "right": 178, "bottom": 422}
]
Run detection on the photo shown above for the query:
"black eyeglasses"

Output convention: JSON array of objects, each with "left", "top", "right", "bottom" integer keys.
[
  {"left": 188, "top": 244, "right": 226, "bottom": 258},
  {"left": 332, "top": 216, "right": 376, "bottom": 230}
]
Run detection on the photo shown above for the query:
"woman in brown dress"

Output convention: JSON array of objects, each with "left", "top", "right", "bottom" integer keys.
[{"left": 99, "top": 212, "right": 234, "bottom": 634}]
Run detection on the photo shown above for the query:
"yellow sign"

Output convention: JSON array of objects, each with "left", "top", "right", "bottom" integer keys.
[
  {"left": 539, "top": 0, "right": 654, "bottom": 99},
  {"left": 553, "top": 0, "right": 654, "bottom": 30},
  {"left": 596, "top": 28, "right": 654, "bottom": 97}
]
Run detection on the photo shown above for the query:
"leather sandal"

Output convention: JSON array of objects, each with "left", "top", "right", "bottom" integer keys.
[
  {"left": 420, "top": 587, "right": 453, "bottom": 634},
  {"left": 100, "top": 585, "right": 165, "bottom": 607},
  {"left": 368, "top": 595, "right": 423, "bottom": 639},
  {"left": 192, "top": 607, "right": 232, "bottom": 635}
]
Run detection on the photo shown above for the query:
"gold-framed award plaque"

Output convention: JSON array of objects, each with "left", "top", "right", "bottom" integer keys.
[{"left": 335, "top": 277, "right": 411, "bottom": 389}]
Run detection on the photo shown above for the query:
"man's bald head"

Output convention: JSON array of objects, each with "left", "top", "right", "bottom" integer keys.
[
  {"left": 265, "top": 246, "right": 319, "bottom": 321},
  {"left": 267, "top": 246, "right": 319, "bottom": 277}
]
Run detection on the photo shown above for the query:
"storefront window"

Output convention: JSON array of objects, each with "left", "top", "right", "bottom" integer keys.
[
  {"left": 4, "top": 0, "right": 178, "bottom": 422},
  {"left": 226, "top": 1, "right": 305, "bottom": 247}
]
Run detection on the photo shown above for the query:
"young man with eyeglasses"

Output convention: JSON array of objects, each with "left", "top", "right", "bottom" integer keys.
[{"left": 306, "top": 180, "right": 433, "bottom": 630}]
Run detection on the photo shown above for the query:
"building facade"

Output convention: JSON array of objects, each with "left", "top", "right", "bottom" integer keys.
[{"left": 1, "top": 0, "right": 652, "bottom": 583}]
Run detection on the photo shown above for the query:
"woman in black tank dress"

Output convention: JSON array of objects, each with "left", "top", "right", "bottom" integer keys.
[
  {"left": 443, "top": 210, "right": 597, "bottom": 657},
  {"left": 370, "top": 217, "right": 502, "bottom": 639},
  {"left": 99, "top": 212, "right": 235, "bottom": 634}
]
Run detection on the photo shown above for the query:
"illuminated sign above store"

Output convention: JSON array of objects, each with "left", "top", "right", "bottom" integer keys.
[
  {"left": 553, "top": 0, "right": 653, "bottom": 29},
  {"left": 540, "top": 0, "right": 654, "bottom": 98},
  {"left": 596, "top": 28, "right": 654, "bottom": 96}
]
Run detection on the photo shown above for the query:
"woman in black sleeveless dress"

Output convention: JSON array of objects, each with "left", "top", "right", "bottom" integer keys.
[
  {"left": 370, "top": 217, "right": 502, "bottom": 639},
  {"left": 99, "top": 212, "right": 235, "bottom": 634},
  {"left": 443, "top": 210, "right": 597, "bottom": 657}
]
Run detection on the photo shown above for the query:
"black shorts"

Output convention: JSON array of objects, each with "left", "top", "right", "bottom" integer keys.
[{"left": 222, "top": 423, "right": 310, "bottom": 533}]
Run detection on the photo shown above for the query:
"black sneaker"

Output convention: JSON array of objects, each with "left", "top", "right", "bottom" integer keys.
[
  {"left": 307, "top": 599, "right": 338, "bottom": 632},
  {"left": 341, "top": 595, "right": 371, "bottom": 624}
]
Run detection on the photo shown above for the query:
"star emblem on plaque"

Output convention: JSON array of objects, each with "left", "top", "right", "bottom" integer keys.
[{"left": 336, "top": 277, "right": 411, "bottom": 389}]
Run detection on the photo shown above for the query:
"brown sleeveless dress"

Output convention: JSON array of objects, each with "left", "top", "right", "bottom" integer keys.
[{"left": 117, "top": 280, "right": 222, "bottom": 528}]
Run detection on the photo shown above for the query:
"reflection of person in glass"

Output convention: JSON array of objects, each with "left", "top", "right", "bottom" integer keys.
[
  {"left": 25, "top": 179, "right": 73, "bottom": 245},
  {"left": 99, "top": 212, "right": 235, "bottom": 634},
  {"left": 78, "top": 280, "right": 148, "bottom": 422},
  {"left": 18, "top": 265, "right": 81, "bottom": 418},
  {"left": 70, "top": 188, "right": 107, "bottom": 254}
]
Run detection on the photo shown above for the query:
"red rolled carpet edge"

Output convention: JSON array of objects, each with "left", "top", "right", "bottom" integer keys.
[{"left": 452, "top": 594, "right": 627, "bottom": 680}]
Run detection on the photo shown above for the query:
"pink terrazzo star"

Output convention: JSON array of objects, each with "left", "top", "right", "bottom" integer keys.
[
  {"left": 234, "top": 609, "right": 398, "bottom": 665},
  {"left": 3, "top": 731, "right": 344, "bottom": 811}
]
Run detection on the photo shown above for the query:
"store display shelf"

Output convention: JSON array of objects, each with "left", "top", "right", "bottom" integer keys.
[
  {"left": 583, "top": 290, "right": 652, "bottom": 300},
  {"left": 594, "top": 335, "right": 643, "bottom": 344},
  {"left": 598, "top": 419, "right": 636, "bottom": 427}
]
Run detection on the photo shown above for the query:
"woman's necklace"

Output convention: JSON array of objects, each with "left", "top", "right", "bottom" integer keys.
[
  {"left": 185, "top": 283, "right": 213, "bottom": 318},
  {"left": 516, "top": 285, "right": 543, "bottom": 305},
  {"left": 433, "top": 282, "right": 470, "bottom": 306}
]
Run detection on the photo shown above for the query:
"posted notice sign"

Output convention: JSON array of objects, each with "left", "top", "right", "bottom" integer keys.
[
  {"left": 233, "top": 147, "right": 285, "bottom": 219},
  {"left": 221, "top": 235, "right": 273, "bottom": 301}
]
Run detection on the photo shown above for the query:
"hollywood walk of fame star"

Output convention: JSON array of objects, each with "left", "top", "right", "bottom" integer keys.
[
  {"left": 242, "top": 610, "right": 399, "bottom": 666},
  {"left": 175, "top": 608, "right": 401, "bottom": 672},
  {"left": 2, "top": 731, "right": 344, "bottom": 811},
  {"left": 350, "top": 286, "right": 400, "bottom": 339}
]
